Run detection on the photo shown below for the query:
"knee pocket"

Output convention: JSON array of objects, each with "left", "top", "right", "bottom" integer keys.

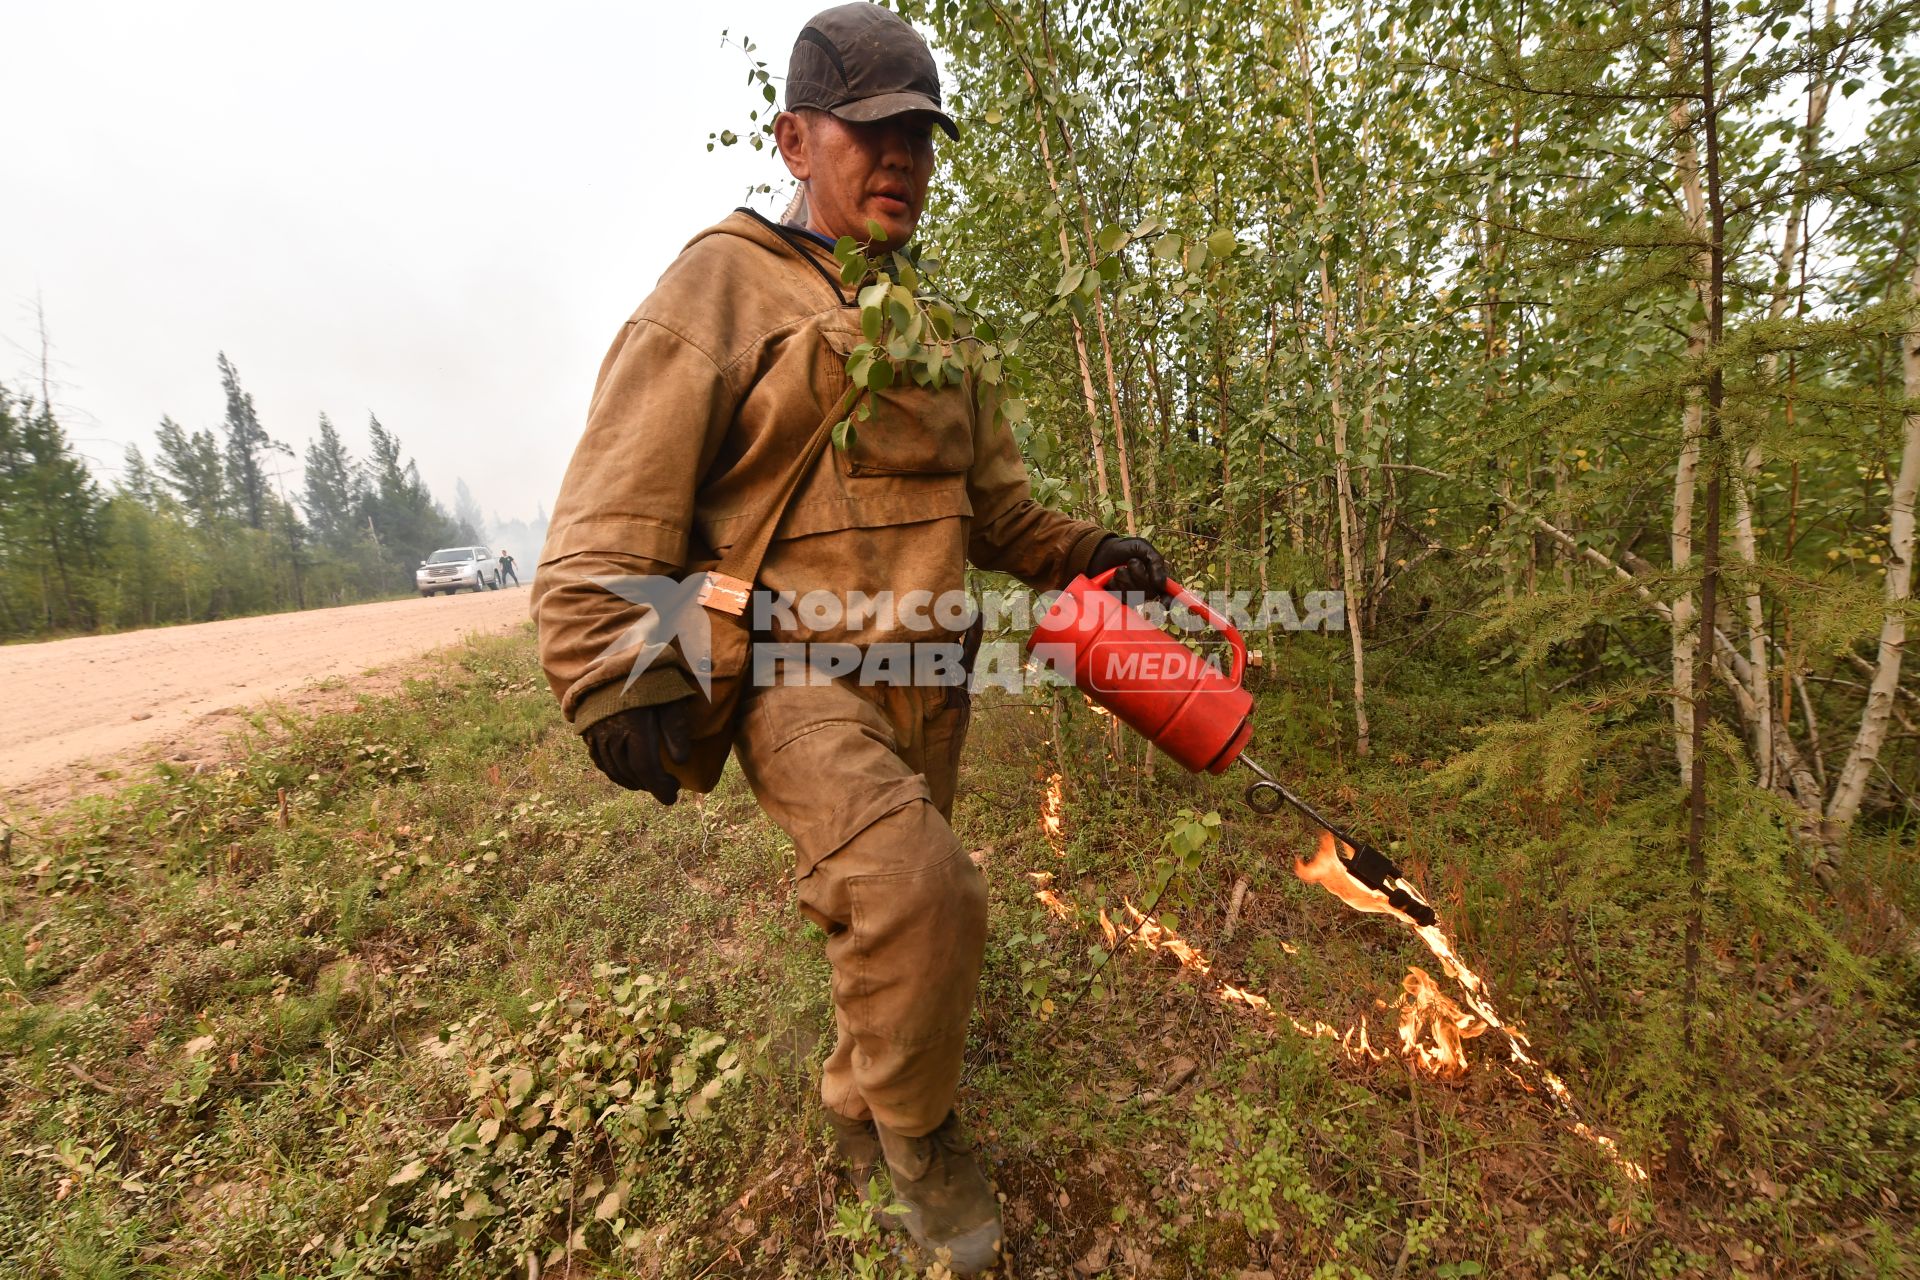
[
  {"left": 739, "top": 684, "right": 935, "bottom": 874},
  {"left": 836, "top": 808, "right": 987, "bottom": 959},
  {"left": 842, "top": 838, "right": 989, "bottom": 1050},
  {"left": 833, "top": 801, "right": 979, "bottom": 891},
  {"left": 845, "top": 836, "right": 987, "bottom": 930}
]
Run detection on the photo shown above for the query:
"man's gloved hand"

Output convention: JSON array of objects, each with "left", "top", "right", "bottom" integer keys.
[
  {"left": 582, "top": 699, "right": 693, "bottom": 805},
  {"left": 1087, "top": 535, "right": 1172, "bottom": 599}
]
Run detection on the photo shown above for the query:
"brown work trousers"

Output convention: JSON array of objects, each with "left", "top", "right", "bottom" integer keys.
[{"left": 734, "top": 675, "right": 986, "bottom": 1138}]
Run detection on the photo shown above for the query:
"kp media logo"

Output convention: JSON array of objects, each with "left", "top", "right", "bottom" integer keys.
[
  {"left": 1083, "top": 639, "right": 1225, "bottom": 692},
  {"left": 587, "top": 576, "right": 1345, "bottom": 692}
]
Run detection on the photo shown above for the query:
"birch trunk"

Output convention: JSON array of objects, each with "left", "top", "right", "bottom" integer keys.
[
  {"left": 1672, "top": 396, "right": 1704, "bottom": 787},
  {"left": 1826, "top": 258, "right": 1920, "bottom": 829},
  {"left": 994, "top": 10, "right": 1112, "bottom": 509},
  {"left": 1327, "top": 277, "right": 1370, "bottom": 756},
  {"left": 1292, "top": 0, "right": 1370, "bottom": 754},
  {"left": 1259, "top": 294, "right": 1279, "bottom": 597},
  {"left": 1034, "top": 0, "right": 1133, "bottom": 529},
  {"left": 1290, "top": 290, "right": 1310, "bottom": 557},
  {"left": 1094, "top": 301, "right": 1136, "bottom": 532},
  {"left": 1082, "top": 221, "right": 1137, "bottom": 534},
  {"left": 1141, "top": 332, "right": 1169, "bottom": 516},
  {"left": 1669, "top": 27, "right": 1710, "bottom": 788},
  {"left": 1735, "top": 0, "right": 1836, "bottom": 787},
  {"left": 1217, "top": 304, "right": 1234, "bottom": 595}
]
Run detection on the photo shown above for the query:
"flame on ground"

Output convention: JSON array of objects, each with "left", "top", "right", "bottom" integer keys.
[
  {"left": 1293, "top": 830, "right": 1649, "bottom": 1182},
  {"left": 1040, "top": 772, "right": 1066, "bottom": 857},
  {"left": 1397, "top": 965, "right": 1485, "bottom": 1080},
  {"left": 1100, "top": 902, "right": 1212, "bottom": 974},
  {"left": 1025, "top": 778, "right": 1646, "bottom": 1183},
  {"left": 1101, "top": 902, "right": 1440, "bottom": 1068},
  {"left": 1028, "top": 871, "right": 1077, "bottom": 922},
  {"left": 1218, "top": 982, "right": 1273, "bottom": 1013}
]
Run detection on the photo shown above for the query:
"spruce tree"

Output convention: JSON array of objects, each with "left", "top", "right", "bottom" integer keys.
[
  {"left": 302, "top": 412, "right": 360, "bottom": 550},
  {"left": 358, "top": 412, "right": 465, "bottom": 580},
  {"left": 120, "top": 444, "right": 161, "bottom": 508},
  {"left": 154, "top": 417, "right": 227, "bottom": 531},
  {"left": 217, "top": 352, "right": 274, "bottom": 530},
  {"left": 0, "top": 385, "right": 103, "bottom": 629}
]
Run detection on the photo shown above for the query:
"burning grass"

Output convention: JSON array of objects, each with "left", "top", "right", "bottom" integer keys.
[
  {"left": 1396, "top": 965, "right": 1483, "bottom": 1078},
  {"left": 1039, "top": 770, "right": 1066, "bottom": 857},
  {"left": 1296, "top": 830, "right": 1651, "bottom": 1181},
  {"left": 1055, "top": 811, "right": 1651, "bottom": 1183}
]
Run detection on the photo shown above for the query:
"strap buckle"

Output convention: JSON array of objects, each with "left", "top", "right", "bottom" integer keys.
[{"left": 694, "top": 571, "right": 752, "bottom": 617}]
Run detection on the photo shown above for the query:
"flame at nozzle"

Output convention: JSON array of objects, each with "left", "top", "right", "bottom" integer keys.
[
  {"left": 1293, "top": 830, "right": 1437, "bottom": 927},
  {"left": 1242, "top": 759, "right": 1436, "bottom": 926}
]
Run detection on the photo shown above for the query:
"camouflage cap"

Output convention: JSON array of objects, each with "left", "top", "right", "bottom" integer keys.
[{"left": 785, "top": 3, "right": 958, "bottom": 141}]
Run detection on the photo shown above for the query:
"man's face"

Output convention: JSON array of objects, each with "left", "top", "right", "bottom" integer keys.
[{"left": 776, "top": 109, "right": 936, "bottom": 254}]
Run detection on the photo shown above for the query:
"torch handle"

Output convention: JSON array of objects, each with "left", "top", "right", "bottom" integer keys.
[
  {"left": 1086, "top": 568, "right": 1247, "bottom": 686},
  {"left": 1165, "top": 579, "right": 1246, "bottom": 685}
]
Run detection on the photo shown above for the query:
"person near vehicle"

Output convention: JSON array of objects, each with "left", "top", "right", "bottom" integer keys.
[
  {"left": 498, "top": 549, "right": 518, "bottom": 586},
  {"left": 531, "top": 5, "right": 1172, "bottom": 1271}
]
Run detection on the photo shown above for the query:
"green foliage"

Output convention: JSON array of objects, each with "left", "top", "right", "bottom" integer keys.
[
  {"left": 1005, "top": 914, "right": 1076, "bottom": 1019},
  {"left": 1185, "top": 1075, "right": 1389, "bottom": 1279},
  {"left": 0, "top": 385, "right": 105, "bottom": 632},
  {"left": 1147, "top": 806, "right": 1222, "bottom": 924},
  {"left": 829, "top": 236, "right": 1026, "bottom": 453},
  {"left": 347, "top": 966, "right": 744, "bottom": 1274},
  {"left": 1426, "top": 687, "right": 1636, "bottom": 801},
  {"left": 825, "top": 1186, "right": 914, "bottom": 1279}
]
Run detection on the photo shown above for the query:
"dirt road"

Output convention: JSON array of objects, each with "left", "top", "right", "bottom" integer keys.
[{"left": 0, "top": 588, "right": 534, "bottom": 812}]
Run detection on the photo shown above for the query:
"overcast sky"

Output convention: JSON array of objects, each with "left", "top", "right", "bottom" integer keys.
[{"left": 2, "top": 0, "right": 829, "bottom": 530}]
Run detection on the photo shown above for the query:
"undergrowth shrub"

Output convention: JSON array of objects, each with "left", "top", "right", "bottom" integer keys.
[{"left": 329, "top": 964, "right": 744, "bottom": 1276}]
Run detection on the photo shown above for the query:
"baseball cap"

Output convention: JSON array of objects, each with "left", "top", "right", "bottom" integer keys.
[{"left": 785, "top": 3, "right": 958, "bottom": 141}]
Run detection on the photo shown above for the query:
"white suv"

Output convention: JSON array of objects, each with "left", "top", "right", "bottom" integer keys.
[{"left": 416, "top": 546, "right": 499, "bottom": 596}]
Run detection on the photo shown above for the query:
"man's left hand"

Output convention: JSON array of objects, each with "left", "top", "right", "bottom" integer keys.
[{"left": 1087, "top": 535, "right": 1172, "bottom": 599}]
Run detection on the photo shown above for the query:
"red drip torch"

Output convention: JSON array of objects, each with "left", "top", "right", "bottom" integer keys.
[{"left": 1028, "top": 568, "right": 1437, "bottom": 928}]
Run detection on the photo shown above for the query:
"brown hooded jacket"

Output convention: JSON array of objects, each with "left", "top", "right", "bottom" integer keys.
[{"left": 533, "top": 208, "right": 1109, "bottom": 731}]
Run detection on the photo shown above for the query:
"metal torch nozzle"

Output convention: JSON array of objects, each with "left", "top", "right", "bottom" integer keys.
[{"left": 1238, "top": 754, "right": 1438, "bottom": 928}]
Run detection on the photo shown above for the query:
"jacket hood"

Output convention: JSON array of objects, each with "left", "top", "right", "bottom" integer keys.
[
  {"left": 686, "top": 207, "right": 845, "bottom": 279},
  {"left": 671, "top": 207, "right": 856, "bottom": 305}
]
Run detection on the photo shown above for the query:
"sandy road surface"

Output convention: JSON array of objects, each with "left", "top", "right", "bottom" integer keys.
[{"left": 0, "top": 588, "right": 533, "bottom": 811}]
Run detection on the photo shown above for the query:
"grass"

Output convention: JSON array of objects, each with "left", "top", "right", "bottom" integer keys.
[{"left": 1, "top": 625, "right": 1914, "bottom": 1277}]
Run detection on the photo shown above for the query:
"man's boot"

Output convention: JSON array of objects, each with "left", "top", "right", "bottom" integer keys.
[
  {"left": 875, "top": 1112, "right": 1003, "bottom": 1275},
  {"left": 827, "top": 1110, "right": 905, "bottom": 1228}
]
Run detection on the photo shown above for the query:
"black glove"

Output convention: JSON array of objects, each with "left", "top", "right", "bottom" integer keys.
[
  {"left": 1087, "top": 535, "right": 1172, "bottom": 600},
  {"left": 582, "top": 699, "right": 693, "bottom": 805}
]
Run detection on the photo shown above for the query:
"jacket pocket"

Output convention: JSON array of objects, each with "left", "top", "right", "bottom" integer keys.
[{"left": 821, "top": 327, "right": 975, "bottom": 477}]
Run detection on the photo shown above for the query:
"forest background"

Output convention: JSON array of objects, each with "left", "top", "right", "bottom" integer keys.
[
  {"left": 0, "top": 354, "right": 548, "bottom": 635},
  {"left": 842, "top": 0, "right": 1920, "bottom": 873}
]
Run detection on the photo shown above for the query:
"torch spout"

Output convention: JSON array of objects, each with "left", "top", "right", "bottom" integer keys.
[{"left": 1237, "top": 755, "right": 1439, "bottom": 928}]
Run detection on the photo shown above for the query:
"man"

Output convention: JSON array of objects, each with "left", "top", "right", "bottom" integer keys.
[
  {"left": 498, "top": 549, "right": 518, "bottom": 586},
  {"left": 532, "top": 5, "right": 1171, "bottom": 1272}
]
